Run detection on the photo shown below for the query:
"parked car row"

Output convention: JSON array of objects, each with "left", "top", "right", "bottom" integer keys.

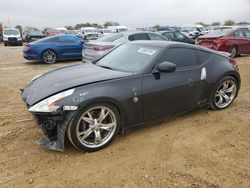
[{"left": 21, "top": 27, "right": 250, "bottom": 64}]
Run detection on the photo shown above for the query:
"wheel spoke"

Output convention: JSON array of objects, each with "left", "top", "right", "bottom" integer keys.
[
  {"left": 217, "top": 95, "right": 223, "bottom": 105},
  {"left": 225, "top": 85, "right": 234, "bottom": 93},
  {"left": 82, "top": 112, "right": 94, "bottom": 124},
  {"left": 94, "top": 130, "right": 102, "bottom": 144},
  {"left": 222, "top": 82, "right": 229, "bottom": 91},
  {"left": 100, "top": 123, "right": 115, "bottom": 131},
  {"left": 98, "top": 108, "right": 109, "bottom": 122},
  {"left": 222, "top": 94, "right": 230, "bottom": 102},
  {"left": 79, "top": 127, "right": 93, "bottom": 140}
]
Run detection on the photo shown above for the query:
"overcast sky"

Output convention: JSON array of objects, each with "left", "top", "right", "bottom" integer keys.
[{"left": 0, "top": 0, "right": 249, "bottom": 28}]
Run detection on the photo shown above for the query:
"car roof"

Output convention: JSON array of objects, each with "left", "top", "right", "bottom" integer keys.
[
  {"left": 121, "top": 30, "right": 162, "bottom": 36},
  {"left": 128, "top": 40, "right": 199, "bottom": 49},
  {"left": 128, "top": 40, "right": 229, "bottom": 57}
]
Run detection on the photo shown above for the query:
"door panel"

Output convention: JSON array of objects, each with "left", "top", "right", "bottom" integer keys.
[{"left": 143, "top": 67, "right": 204, "bottom": 122}]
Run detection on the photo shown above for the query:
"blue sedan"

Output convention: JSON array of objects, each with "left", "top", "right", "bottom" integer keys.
[{"left": 23, "top": 35, "right": 84, "bottom": 64}]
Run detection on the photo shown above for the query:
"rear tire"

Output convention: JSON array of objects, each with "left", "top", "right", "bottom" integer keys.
[
  {"left": 42, "top": 50, "right": 57, "bottom": 64},
  {"left": 67, "top": 103, "right": 120, "bottom": 152},
  {"left": 230, "top": 45, "right": 238, "bottom": 58},
  {"left": 210, "top": 76, "right": 238, "bottom": 110}
]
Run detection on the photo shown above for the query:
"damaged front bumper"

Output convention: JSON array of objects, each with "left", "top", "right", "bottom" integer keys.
[{"left": 32, "top": 111, "right": 76, "bottom": 151}]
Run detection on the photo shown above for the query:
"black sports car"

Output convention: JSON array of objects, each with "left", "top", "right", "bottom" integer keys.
[{"left": 21, "top": 41, "right": 240, "bottom": 152}]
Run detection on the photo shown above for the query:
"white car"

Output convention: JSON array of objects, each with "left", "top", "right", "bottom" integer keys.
[
  {"left": 107, "top": 26, "right": 128, "bottom": 33},
  {"left": 181, "top": 25, "right": 208, "bottom": 39},
  {"left": 3, "top": 28, "right": 23, "bottom": 46},
  {"left": 80, "top": 27, "right": 99, "bottom": 40},
  {"left": 82, "top": 31, "right": 169, "bottom": 63},
  {"left": 99, "top": 29, "right": 113, "bottom": 36}
]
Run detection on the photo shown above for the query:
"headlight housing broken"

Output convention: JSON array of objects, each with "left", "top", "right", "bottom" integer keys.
[{"left": 29, "top": 89, "right": 75, "bottom": 112}]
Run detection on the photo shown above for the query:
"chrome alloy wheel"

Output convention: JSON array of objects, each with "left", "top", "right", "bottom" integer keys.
[
  {"left": 76, "top": 106, "right": 117, "bottom": 148},
  {"left": 214, "top": 80, "right": 237, "bottom": 109},
  {"left": 43, "top": 50, "right": 56, "bottom": 64}
]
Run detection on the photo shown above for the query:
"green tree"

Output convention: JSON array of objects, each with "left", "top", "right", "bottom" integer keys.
[
  {"left": 65, "top": 25, "right": 74, "bottom": 30},
  {"left": 211, "top": 22, "right": 221, "bottom": 26},
  {"left": 15, "top": 25, "right": 22, "bottom": 33},
  {"left": 237, "top": 21, "right": 250, "bottom": 25},
  {"left": 224, "top": 20, "right": 235, "bottom": 26},
  {"left": 103, "top": 21, "right": 119, "bottom": 28},
  {"left": 152, "top": 24, "right": 160, "bottom": 30}
]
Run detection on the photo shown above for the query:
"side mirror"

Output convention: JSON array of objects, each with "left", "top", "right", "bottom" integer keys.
[{"left": 156, "top": 62, "right": 176, "bottom": 73}]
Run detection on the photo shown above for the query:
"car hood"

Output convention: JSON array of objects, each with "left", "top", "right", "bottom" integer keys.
[{"left": 21, "top": 63, "right": 132, "bottom": 106}]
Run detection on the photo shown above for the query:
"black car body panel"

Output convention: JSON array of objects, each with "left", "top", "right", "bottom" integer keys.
[
  {"left": 21, "top": 41, "right": 241, "bottom": 151},
  {"left": 22, "top": 63, "right": 132, "bottom": 106}
]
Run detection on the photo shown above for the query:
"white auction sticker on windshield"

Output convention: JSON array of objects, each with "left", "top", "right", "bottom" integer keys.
[{"left": 138, "top": 48, "right": 156, "bottom": 55}]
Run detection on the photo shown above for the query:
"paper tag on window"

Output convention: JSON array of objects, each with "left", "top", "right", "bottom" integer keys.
[{"left": 138, "top": 48, "right": 156, "bottom": 55}]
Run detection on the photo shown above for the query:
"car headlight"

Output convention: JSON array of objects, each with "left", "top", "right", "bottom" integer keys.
[
  {"left": 29, "top": 89, "right": 75, "bottom": 112},
  {"left": 3, "top": 36, "right": 8, "bottom": 41}
]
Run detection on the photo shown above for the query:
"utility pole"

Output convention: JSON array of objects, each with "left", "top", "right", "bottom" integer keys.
[{"left": 8, "top": 18, "right": 11, "bottom": 27}]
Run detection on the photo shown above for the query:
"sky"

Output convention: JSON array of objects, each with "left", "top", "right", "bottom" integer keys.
[{"left": 0, "top": 0, "right": 249, "bottom": 29}]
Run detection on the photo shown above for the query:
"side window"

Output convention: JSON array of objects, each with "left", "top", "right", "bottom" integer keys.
[
  {"left": 148, "top": 33, "right": 166, "bottom": 41},
  {"left": 175, "top": 32, "right": 186, "bottom": 40},
  {"left": 234, "top": 30, "right": 246, "bottom": 37},
  {"left": 245, "top": 30, "right": 250, "bottom": 38},
  {"left": 163, "top": 32, "right": 174, "bottom": 40},
  {"left": 49, "top": 37, "right": 60, "bottom": 43},
  {"left": 128, "top": 33, "right": 149, "bottom": 41},
  {"left": 59, "top": 35, "right": 78, "bottom": 43},
  {"left": 161, "top": 48, "right": 199, "bottom": 68}
]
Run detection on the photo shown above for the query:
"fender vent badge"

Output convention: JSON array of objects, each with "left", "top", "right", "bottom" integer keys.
[{"left": 201, "top": 67, "right": 207, "bottom": 80}]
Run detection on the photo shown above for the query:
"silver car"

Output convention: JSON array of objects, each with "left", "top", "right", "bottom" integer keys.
[{"left": 82, "top": 31, "right": 169, "bottom": 63}]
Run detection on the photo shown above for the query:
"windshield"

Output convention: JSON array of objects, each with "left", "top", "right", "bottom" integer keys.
[
  {"left": 198, "top": 27, "right": 207, "bottom": 32},
  {"left": 103, "top": 30, "right": 112, "bottom": 33},
  {"left": 3, "top": 29, "right": 19, "bottom": 35},
  {"left": 83, "top": 29, "right": 96, "bottom": 33},
  {"left": 96, "top": 44, "right": 161, "bottom": 72},
  {"left": 98, "top": 33, "right": 124, "bottom": 42},
  {"left": 30, "top": 30, "right": 44, "bottom": 35},
  {"left": 117, "top": 28, "right": 128, "bottom": 32},
  {"left": 204, "top": 29, "right": 233, "bottom": 37}
]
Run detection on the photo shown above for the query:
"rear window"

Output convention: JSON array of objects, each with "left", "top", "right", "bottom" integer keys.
[
  {"left": 203, "top": 29, "right": 233, "bottom": 37},
  {"left": 98, "top": 33, "right": 124, "bottom": 42}
]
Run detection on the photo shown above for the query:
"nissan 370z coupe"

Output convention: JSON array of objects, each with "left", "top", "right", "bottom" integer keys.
[{"left": 21, "top": 41, "right": 241, "bottom": 152}]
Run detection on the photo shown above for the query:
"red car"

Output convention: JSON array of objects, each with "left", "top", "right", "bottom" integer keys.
[{"left": 197, "top": 29, "right": 250, "bottom": 57}]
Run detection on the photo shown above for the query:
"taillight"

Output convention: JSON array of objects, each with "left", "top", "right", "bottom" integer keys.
[
  {"left": 23, "top": 44, "right": 30, "bottom": 51},
  {"left": 93, "top": 45, "right": 114, "bottom": 51},
  {"left": 215, "top": 38, "right": 226, "bottom": 47},
  {"left": 230, "top": 58, "right": 239, "bottom": 70}
]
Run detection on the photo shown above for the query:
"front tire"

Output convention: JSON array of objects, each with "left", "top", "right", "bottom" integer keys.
[
  {"left": 210, "top": 76, "right": 238, "bottom": 110},
  {"left": 42, "top": 50, "right": 57, "bottom": 64},
  {"left": 67, "top": 103, "right": 120, "bottom": 152},
  {"left": 230, "top": 45, "right": 238, "bottom": 58}
]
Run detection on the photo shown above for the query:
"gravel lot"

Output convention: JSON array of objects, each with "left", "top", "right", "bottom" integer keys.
[{"left": 0, "top": 44, "right": 250, "bottom": 188}]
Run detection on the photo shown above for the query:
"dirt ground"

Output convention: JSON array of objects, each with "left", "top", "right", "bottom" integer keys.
[{"left": 0, "top": 43, "right": 249, "bottom": 188}]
